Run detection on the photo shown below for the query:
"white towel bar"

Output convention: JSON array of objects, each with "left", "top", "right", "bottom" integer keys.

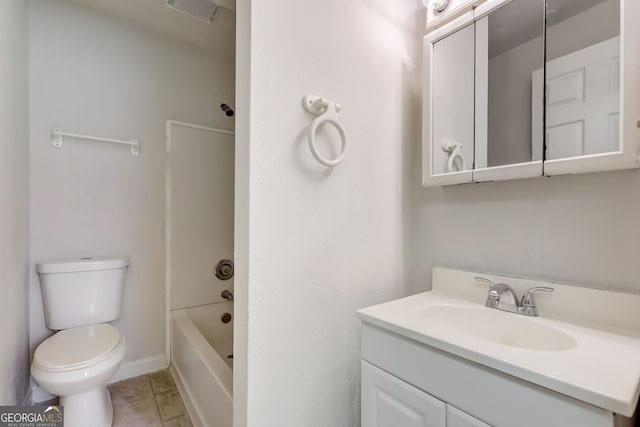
[{"left": 51, "top": 128, "right": 140, "bottom": 157}]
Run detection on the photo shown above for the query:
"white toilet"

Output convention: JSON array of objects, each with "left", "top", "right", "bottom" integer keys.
[{"left": 31, "top": 256, "right": 129, "bottom": 427}]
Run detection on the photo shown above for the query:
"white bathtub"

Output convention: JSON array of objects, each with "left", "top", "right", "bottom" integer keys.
[{"left": 171, "top": 302, "right": 233, "bottom": 427}]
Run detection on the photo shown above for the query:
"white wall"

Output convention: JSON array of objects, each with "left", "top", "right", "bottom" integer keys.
[
  {"left": 236, "top": 0, "right": 423, "bottom": 425},
  {"left": 407, "top": 167, "right": 640, "bottom": 295},
  {"left": 169, "top": 126, "right": 234, "bottom": 310},
  {"left": 233, "top": 1, "right": 250, "bottom": 424},
  {"left": 0, "top": 0, "right": 30, "bottom": 406},
  {"left": 29, "top": 0, "right": 235, "bottom": 369}
]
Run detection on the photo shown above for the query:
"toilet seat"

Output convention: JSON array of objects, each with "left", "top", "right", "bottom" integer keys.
[{"left": 34, "top": 324, "right": 123, "bottom": 372}]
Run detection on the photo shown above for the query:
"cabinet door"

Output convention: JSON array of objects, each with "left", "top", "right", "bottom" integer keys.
[
  {"left": 541, "top": 0, "right": 640, "bottom": 176},
  {"left": 447, "top": 405, "right": 491, "bottom": 427},
  {"left": 472, "top": 0, "right": 545, "bottom": 182},
  {"left": 362, "top": 361, "right": 446, "bottom": 427},
  {"left": 422, "top": 12, "right": 475, "bottom": 187}
]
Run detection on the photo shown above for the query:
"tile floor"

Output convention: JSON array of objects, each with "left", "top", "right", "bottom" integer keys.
[{"left": 108, "top": 369, "right": 192, "bottom": 427}]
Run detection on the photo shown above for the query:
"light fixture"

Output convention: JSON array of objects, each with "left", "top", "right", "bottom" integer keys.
[{"left": 422, "top": 0, "right": 450, "bottom": 12}]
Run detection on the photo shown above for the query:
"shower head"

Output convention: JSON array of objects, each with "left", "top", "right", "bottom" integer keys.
[
  {"left": 220, "top": 104, "right": 235, "bottom": 117},
  {"left": 166, "top": 0, "right": 229, "bottom": 23}
]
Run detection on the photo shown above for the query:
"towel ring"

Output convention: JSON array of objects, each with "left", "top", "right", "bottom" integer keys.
[
  {"left": 442, "top": 139, "right": 466, "bottom": 173},
  {"left": 303, "top": 95, "right": 348, "bottom": 167}
]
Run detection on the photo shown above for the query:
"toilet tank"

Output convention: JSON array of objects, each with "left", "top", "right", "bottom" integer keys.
[{"left": 36, "top": 256, "right": 129, "bottom": 330}]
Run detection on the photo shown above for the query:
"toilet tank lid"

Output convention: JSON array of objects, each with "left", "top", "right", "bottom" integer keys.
[{"left": 36, "top": 256, "right": 130, "bottom": 274}]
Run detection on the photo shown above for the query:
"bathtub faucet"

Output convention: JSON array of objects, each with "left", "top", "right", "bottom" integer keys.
[{"left": 221, "top": 290, "right": 234, "bottom": 301}]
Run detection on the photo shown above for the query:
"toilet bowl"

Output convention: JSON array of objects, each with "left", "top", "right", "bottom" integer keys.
[
  {"left": 32, "top": 324, "right": 127, "bottom": 427},
  {"left": 31, "top": 256, "right": 129, "bottom": 427}
]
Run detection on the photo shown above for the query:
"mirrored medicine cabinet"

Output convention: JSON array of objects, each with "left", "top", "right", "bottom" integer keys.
[{"left": 422, "top": 0, "right": 640, "bottom": 187}]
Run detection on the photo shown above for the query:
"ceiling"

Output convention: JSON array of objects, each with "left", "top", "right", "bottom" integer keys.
[
  {"left": 66, "top": 0, "right": 236, "bottom": 58},
  {"left": 489, "top": 0, "right": 609, "bottom": 58}
]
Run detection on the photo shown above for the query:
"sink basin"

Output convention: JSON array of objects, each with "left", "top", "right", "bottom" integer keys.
[
  {"left": 421, "top": 305, "right": 577, "bottom": 351},
  {"left": 357, "top": 268, "right": 640, "bottom": 417}
]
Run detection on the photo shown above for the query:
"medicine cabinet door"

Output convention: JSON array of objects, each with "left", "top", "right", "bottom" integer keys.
[
  {"left": 422, "top": 13, "right": 475, "bottom": 187},
  {"left": 541, "top": 0, "right": 640, "bottom": 175},
  {"left": 473, "top": 0, "right": 546, "bottom": 182}
]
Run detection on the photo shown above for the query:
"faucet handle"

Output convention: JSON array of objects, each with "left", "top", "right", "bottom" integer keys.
[
  {"left": 520, "top": 286, "right": 554, "bottom": 307},
  {"left": 474, "top": 277, "right": 497, "bottom": 288},
  {"left": 475, "top": 277, "right": 502, "bottom": 308}
]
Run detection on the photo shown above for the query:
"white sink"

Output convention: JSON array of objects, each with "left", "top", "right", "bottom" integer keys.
[
  {"left": 421, "top": 305, "right": 577, "bottom": 351},
  {"left": 356, "top": 267, "right": 640, "bottom": 418}
]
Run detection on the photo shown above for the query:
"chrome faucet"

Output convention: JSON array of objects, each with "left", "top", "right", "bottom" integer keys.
[{"left": 475, "top": 277, "right": 553, "bottom": 317}]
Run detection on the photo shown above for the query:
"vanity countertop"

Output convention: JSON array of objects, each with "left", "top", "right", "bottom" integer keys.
[{"left": 357, "top": 268, "right": 640, "bottom": 417}]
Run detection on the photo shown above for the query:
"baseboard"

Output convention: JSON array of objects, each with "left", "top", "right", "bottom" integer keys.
[
  {"left": 108, "top": 354, "right": 167, "bottom": 384},
  {"left": 30, "top": 354, "right": 167, "bottom": 404},
  {"left": 31, "top": 385, "right": 55, "bottom": 404}
]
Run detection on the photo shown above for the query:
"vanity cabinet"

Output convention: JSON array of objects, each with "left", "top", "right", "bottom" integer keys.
[
  {"left": 360, "top": 323, "right": 616, "bottom": 427},
  {"left": 362, "top": 360, "right": 489, "bottom": 427},
  {"left": 422, "top": 0, "right": 640, "bottom": 186}
]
